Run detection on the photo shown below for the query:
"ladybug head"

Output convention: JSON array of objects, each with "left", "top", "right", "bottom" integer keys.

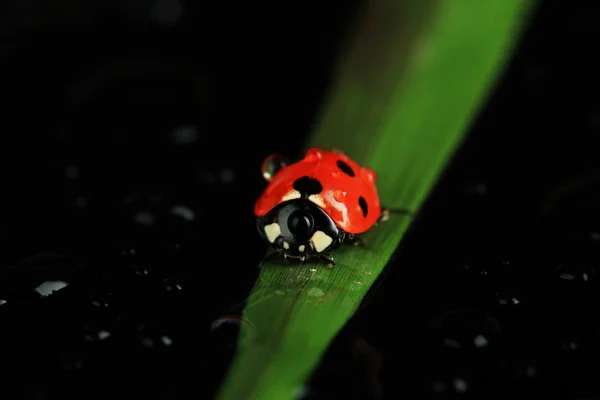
[{"left": 256, "top": 199, "right": 344, "bottom": 261}]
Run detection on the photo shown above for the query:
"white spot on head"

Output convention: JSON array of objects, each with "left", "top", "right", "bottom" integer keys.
[
  {"left": 264, "top": 223, "right": 281, "bottom": 243},
  {"left": 283, "top": 242, "right": 290, "bottom": 250},
  {"left": 298, "top": 245, "right": 305, "bottom": 252},
  {"left": 308, "top": 194, "right": 326, "bottom": 209},
  {"left": 282, "top": 190, "right": 301, "bottom": 201},
  {"left": 310, "top": 230, "right": 333, "bottom": 253}
]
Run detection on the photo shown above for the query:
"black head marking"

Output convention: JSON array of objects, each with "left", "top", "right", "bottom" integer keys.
[
  {"left": 256, "top": 198, "right": 344, "bottom": 260},
  {"left": 336, "top": 160, "right": 355, "bottom": 177},
  {"left": 358, "top": 196, "right": 368, "bottom": 217},
  {"left": 293, "top": 176, "right": 323, "bottom": 196},
  {"left": 287, "top": 209, "right": 314, "bottom": 239}
]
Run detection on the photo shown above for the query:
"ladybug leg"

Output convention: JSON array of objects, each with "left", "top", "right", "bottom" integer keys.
[
  {"left": 378, "top": 207, "right": 413, "bottom": 224},
  {"left": 257, "top": 251, "right": 282, "bottom": 268},
  {"left": 318, "top": 253, "right": 336, "bottom": 268},
  {"left": 345, "top": 234, "right": 366, "bottom": 248}
]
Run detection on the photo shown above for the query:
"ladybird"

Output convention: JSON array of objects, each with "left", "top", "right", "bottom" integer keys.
[{"left": 254, "top": 148, "right": 412, "bottom": 267}]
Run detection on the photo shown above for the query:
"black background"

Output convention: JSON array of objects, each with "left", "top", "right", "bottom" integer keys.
[{"left": 0, "top": 0, "right": 599, "bottom": 399}]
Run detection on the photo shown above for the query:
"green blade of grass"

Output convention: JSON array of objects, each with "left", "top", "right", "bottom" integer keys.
[{"left": 217, "top": 1, "right": 534, "bottom": 399}]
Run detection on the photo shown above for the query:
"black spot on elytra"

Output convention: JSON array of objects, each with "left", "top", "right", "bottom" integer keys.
[
  {"left": 358, "top": 196, "right": 368, "bottom": 217},
  {"left": 293, "top": 176, "right": 323, "bottom": 196},
  {"left": 336, "top": 160, "right": 355, "bottom": 177}
]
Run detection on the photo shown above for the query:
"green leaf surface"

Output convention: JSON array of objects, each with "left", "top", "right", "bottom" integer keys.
[{"left": 217, "top": 1, "right": 534, "bottom": 399}]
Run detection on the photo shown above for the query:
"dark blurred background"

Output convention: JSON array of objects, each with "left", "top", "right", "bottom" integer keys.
[{"left": 0, "top": 1, "right": 599, "bottom": 399}]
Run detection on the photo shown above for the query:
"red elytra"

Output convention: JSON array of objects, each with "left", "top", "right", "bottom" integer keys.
[{"left": 254, "top": 148, "right": 382, "bottom": 235}]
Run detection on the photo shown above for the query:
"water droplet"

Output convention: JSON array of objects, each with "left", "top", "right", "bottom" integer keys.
[
  {"left": 61, "top": 354, "right": 83, "bottom": 372},
  {"left": 591, "top": 113, "right": 600, "bottom": 129},
  {"left": 304, "top": 148, "right": 323, "bottom": 162},
  {"left": 170, "top": 205, "right": 195, "bottom": 221},
  {"left": 432, "top": 381, "right": 445, "bottom": 394},
  {"left": 444, "top": 338, "right": 461, "bottom": 349},
  {"left": 275, "top": 290, "right": 285, "bottom": 295},
  {"left": 453, "top": 378, "right": 468, "bottom": 393},
  {"left": 133, "top": 210, "right": 156, "bottom": 226},
  {"left": 65, "top": 165, "right": 79, "bottom": 179},
  {"left": 466, "top": 182, "right": 487, "bottom": 195},
  {"left": 163, "top": 279, "right": 183, "bottom": 292},
  {"left": 75, "top": 196, "right": 87, "bottom": 208},
  {"left": 307, "top": 288, "right": 324, "bottom": 297},
  {"left": 561, "top": 340, "right": 578, "bottom": 350},
  {"left": 161, "top": 336, "right": 173, "bottom": 346},
  {"left": 434, "top": 309, "right": 500, "bottom": 349},
  {"left": 292, "top": 385, "right": 309, "bottom": 399},
  {"left": 0, "top": 299, "right": 6, "bottom": 305},
  {"left": 333, "top": 190, "right": 346, "bottom": 202},
  {"left": 220, "top": 169, "right": 235, "bottom": 183},
  {"left": 151, "top": 0, "right": 185, "bottom": 26},
  {"left": 122, "top": 247, "right": 136, "bottom": 256},
  {"left": 474, "top": 334, "right": 488, "bottom": 348},
  {"left": 554, "top": 262, "right": 596, "bottom": 283},
  {"left": 169, "top": 124, "right": 198, "bottom": 145},
  {"left": 98, "top": 330, "right": 111, "bottom": 340},
  {"left": 134, "top": 267, "right": 149, "bottom": 276},
  {"left": 199, "top": 171, "right": 215, "bottom": 183},
  {"left": 34, "top": 280, "right": 68, "bottom": 297}
]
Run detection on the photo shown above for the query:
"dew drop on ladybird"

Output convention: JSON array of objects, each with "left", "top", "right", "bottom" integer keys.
[
  {"left": 261, "top": 153, "right": 290, "bottom": 181},
  {"left": 360, "top": 167, "right": 377, "bottom": 184},
  {"left": 333, "top": 190, "right": 346, "bottom": 202},
  {"left": 304, "top": 148, "right": 323, "bottom": 162}
]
